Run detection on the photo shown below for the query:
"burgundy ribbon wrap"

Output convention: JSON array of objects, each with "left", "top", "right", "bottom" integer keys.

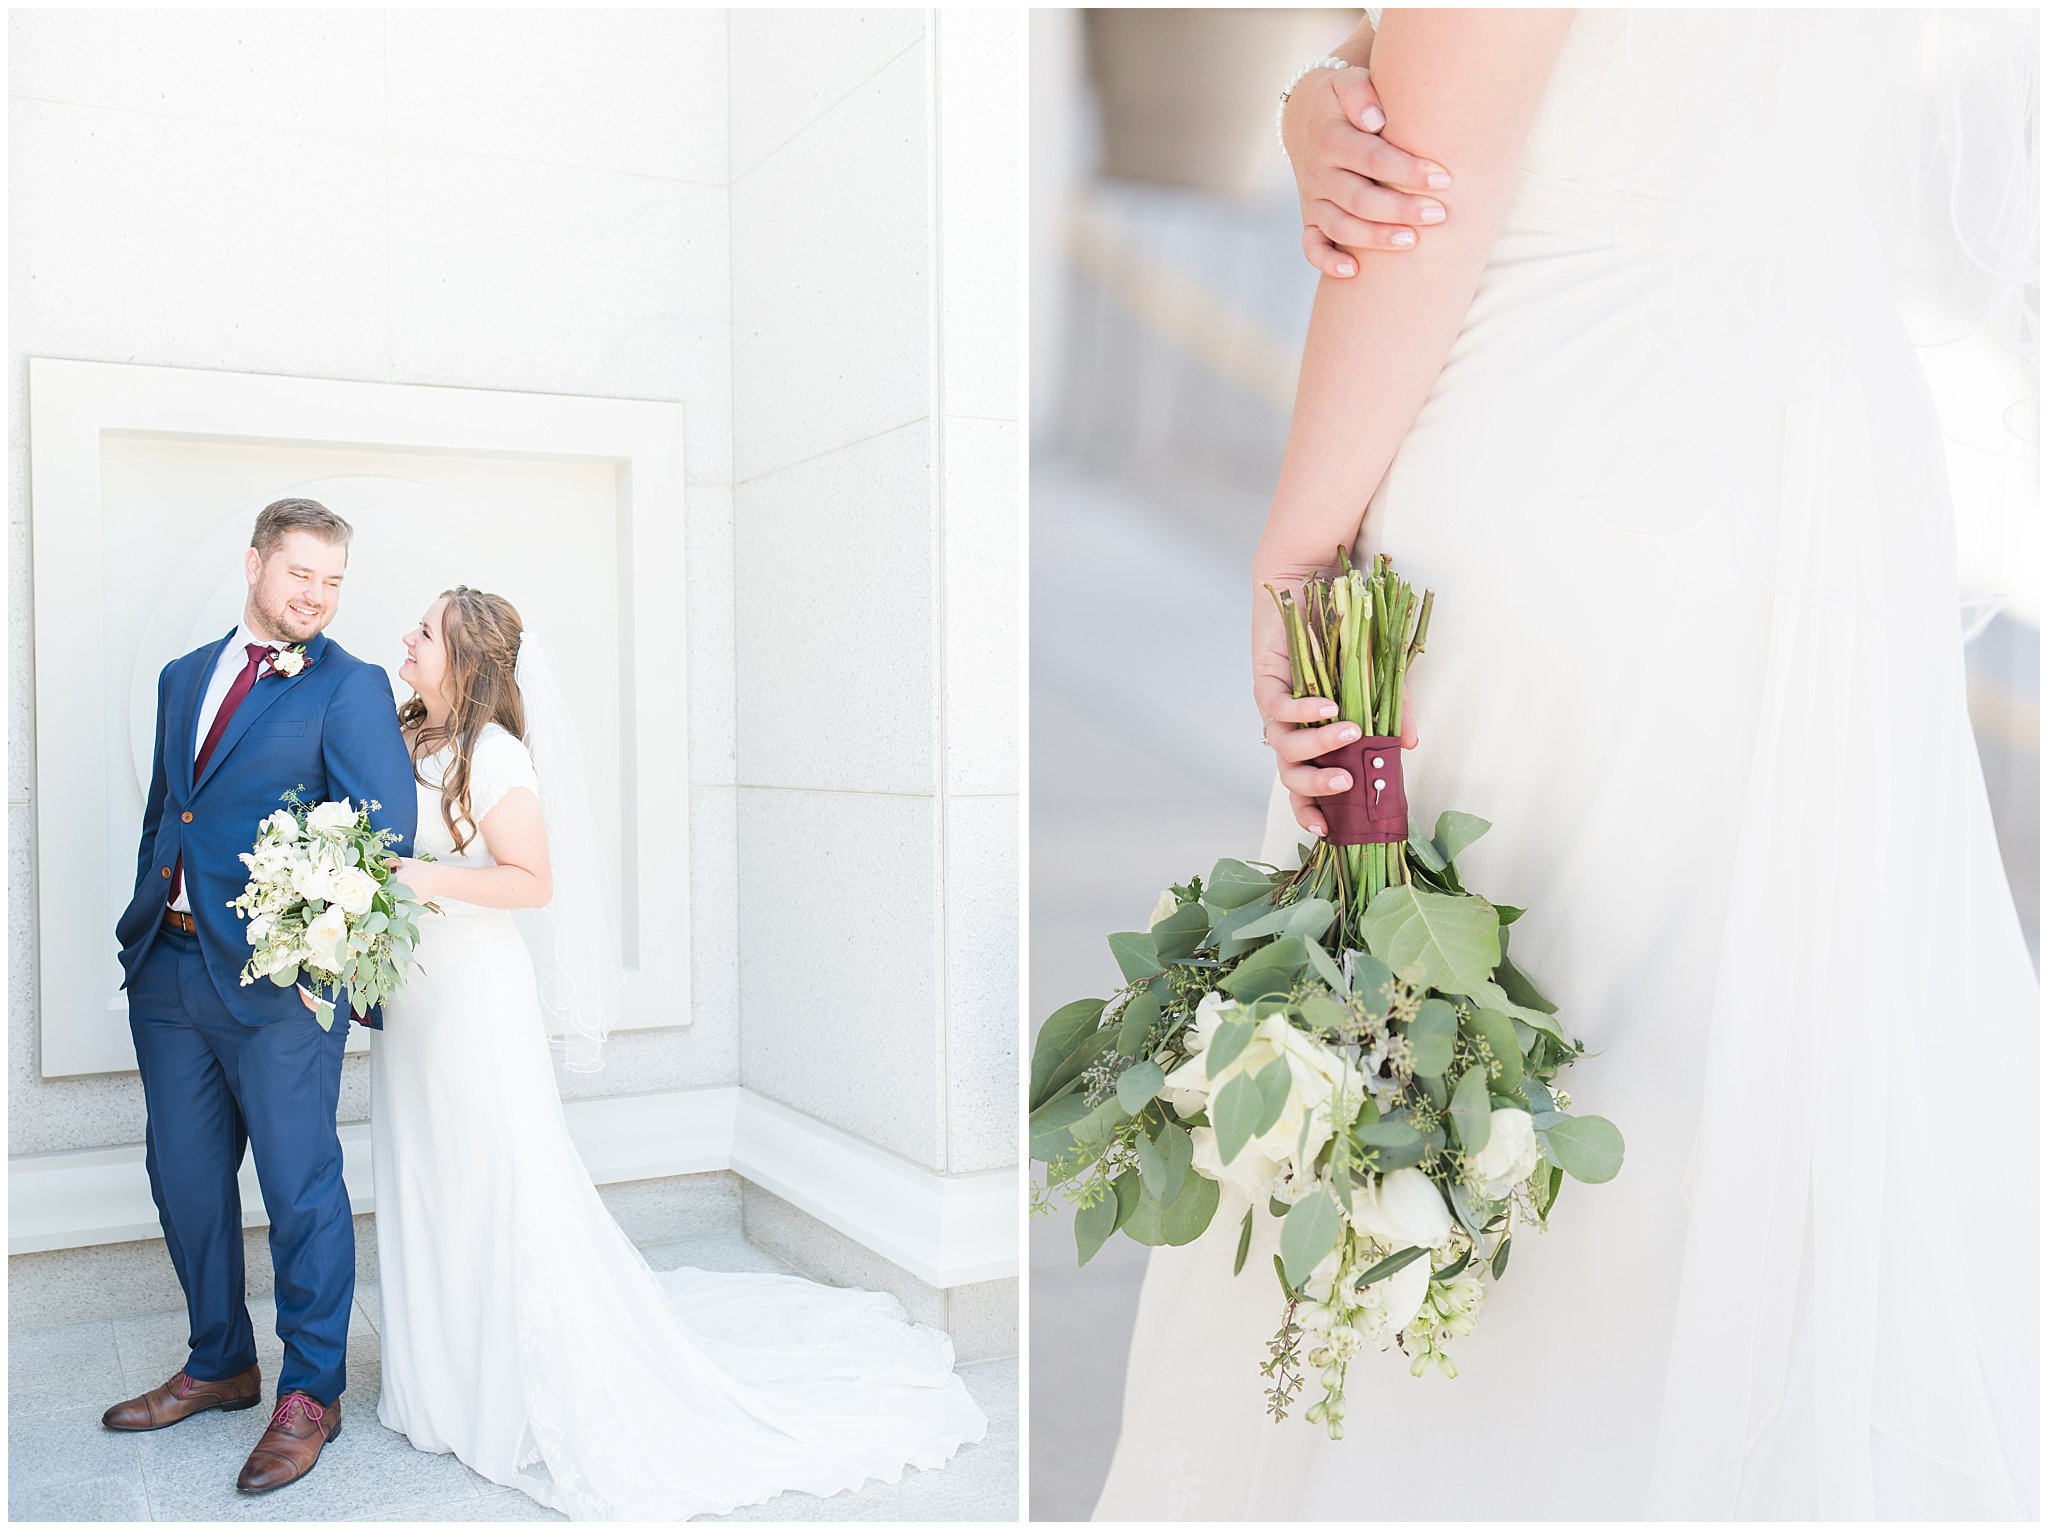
[{"left": 1312, "top": 735, "right": 1407, "bottom": 845}]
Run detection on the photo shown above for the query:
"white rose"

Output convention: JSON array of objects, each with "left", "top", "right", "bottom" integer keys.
[
  {"left": 264, "top": 810, "right": 300, "bottom": 841},
  {"left": 246, "top": 913, "right": 275, "bottom": 947},
  {"left": 292, "top": 862, "right": 336, "bottom": 904},
  {"left": 1352, "top": 1166, "right": 1454, "bottom": 1253},
  {"left": 1467, "top": 1107, "right": 1543, "bottom": 1199},
  {"left": 1187, "top": 1124, "right": 1284, "bottom": 1206},
  {"left": 302, "top": 905, "right": 349, "bottom": 976},
  {"left": 1147, "top": 889, "right": 1180, "bottom": 929},
  {"left": 305, "top": 799, "right": 356, "bottom": 837},
  {"left": 1165, "top": 1014, "right": 1358, "bottom": 1203},
  {"left": 326, "top": 866, "right": 378, "bottom": 917},
  {"left": 1182, "top": 990, "right": 1230, "bottom": 1054}
]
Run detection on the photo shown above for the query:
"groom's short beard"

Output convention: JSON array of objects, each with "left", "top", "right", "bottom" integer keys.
[{"left": 251, "top": 588, "right": 330, "bottom": 645}]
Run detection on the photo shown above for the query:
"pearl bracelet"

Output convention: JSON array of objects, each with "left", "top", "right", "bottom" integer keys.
[{"left": 1277, "top": 55, "right": 1351, "bottom": 164}]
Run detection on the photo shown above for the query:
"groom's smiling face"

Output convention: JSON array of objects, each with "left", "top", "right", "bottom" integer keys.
[{"left": 244, "top": 529, "right": 347, "bottom": 645}]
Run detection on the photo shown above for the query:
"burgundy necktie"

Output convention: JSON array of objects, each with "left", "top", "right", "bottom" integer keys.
[{"left": 171, "top": 642, "right": 276, "bottom": 906}]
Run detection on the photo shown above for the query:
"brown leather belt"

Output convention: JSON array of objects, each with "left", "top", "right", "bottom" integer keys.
[{"left": 163, "top": 908, "right": 197, "bottom": 935}]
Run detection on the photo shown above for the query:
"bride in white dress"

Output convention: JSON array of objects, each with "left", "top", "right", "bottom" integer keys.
[
  {"left": 370, "top": 586, "right": 985, "bottom": 1520},
  {"left": 1092, "top": 10, "right": 2036, "bottom": 1520}
]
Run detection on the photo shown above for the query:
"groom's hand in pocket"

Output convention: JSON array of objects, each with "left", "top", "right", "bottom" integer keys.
[{"left": 1283, "top": 63, "right": 1453, "bottom": 278}]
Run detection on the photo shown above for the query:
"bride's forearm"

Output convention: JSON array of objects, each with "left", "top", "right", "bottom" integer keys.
[
  {"left": 416, "top": 862, "right": 550, "bottom": 911},
  {"left": 1255, "top": 9, "right": 1574, "bottom": 583}
]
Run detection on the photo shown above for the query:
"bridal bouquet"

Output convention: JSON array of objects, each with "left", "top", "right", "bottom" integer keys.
[
  {"left": 226, "top": 789, "right": 434, "bottom": 1029},
  {"left": 1030, "top": 553, "right": 1623, "bottom": 1437}
]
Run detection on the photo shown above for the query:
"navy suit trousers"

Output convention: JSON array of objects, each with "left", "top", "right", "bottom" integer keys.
[{"left": 127, "top": 925, "right": 354, "bottom": 1403}]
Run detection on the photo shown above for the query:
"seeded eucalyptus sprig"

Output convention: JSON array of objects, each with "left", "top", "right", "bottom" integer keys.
[{"left": 1266, "top": 550, "right": 1434, "bottom": 943}]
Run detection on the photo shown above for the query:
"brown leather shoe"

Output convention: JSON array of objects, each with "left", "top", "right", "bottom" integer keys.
[
  {"left": 101, "top": 1363, "right": 262, "bottom": 1431},
  {"left": 235, "top": 1391, "right": 341, "bottom": 1495}
]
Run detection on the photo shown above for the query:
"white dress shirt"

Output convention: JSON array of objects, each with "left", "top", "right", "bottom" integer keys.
[{"left": 171, "top": 624, "right": 276, "bottom": 912}]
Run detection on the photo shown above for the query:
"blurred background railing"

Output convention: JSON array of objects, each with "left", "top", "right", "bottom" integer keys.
[{"left": 1028, "top": 7, "right": 2039, "bottom": 1520}]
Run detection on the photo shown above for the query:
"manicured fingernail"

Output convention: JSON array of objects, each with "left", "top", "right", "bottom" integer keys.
[
  {"left": 1329, "top": 772, "right": 1352, "bottom": 791},
  {"left": 1418, "top": 202, "right": 1446, "bottom": 224},
  {"left": 1337, "top": 726, "right": 1360, "bottom": 742},
  {"left": 1427, "top": 168, "right": 1452, "bottom": 190},
  {"left": 1360, "top": 105, "right": 1386, "bottom": 132},
  {"left": 1316, "top": 702, "right": 1339, "bottom": 718},
  {"left": 1310, "top": 822, "right": 1326, "bottom": 837},
  {"left": 1336, "top": 257, "right": 1356, "bottom": 277},
  {"left": 1391, "top": 229, "right": 1416, "bottom": 248}
]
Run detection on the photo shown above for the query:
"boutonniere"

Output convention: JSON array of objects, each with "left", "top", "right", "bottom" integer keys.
[{"left": 271, "top": 646, "right": 310, "bottom": 678}]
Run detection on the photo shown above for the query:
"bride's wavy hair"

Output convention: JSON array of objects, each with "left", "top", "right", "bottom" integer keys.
[{"left": 399, "top": 585, "right": 526, "bottom": 853}]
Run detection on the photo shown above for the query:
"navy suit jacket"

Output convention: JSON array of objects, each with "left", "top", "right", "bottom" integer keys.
[{"left": 116, "top": 628, "right": 418, "bottom": 1029}]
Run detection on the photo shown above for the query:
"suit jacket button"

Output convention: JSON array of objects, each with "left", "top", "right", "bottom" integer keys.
[
  {"left": 160, "top": 867, "right": 171, "bottom": 878},
  {"left": 181, "top": 812, "right": 194, "bottom": 823}
]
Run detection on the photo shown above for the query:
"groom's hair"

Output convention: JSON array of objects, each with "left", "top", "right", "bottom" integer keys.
[{"left": 252, "top": 498, "right": 353, "bottom": 560}]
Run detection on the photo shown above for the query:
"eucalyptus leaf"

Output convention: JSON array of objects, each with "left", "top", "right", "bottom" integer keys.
[
  {"left": 1028, "top": 1092, "right": 1095, "bottom": 1161},
  {"left": 1250, "top": 1056, "right": 1292, "bottom": 1139},
  {"left": 1204, "top": 858, "right": 1276, "bottom": 910},
  {"left": 1031, "top": 999, "right": 1106, "bottom": 1106},
  {"left": 1116, "top": 989, "right": 1163, "bottom": 1058},
  {"left": 1075, "top": 1185, "right": 1119, "bottom": 1266},
  {"left": 1212, "top": 1072, "right": 1265, "bottom": 1164},
  {"left": 1107, "top": 931, "right": 1163, "bottom": 984},
  {"left": 1404, "top": 832, "right": 1447, "bottom": 874},
  {"left": 1221, "top": 937, "right": 1309, "bottom": 1002},
  {"left": 1495, "top": 953, "right": 1558, "bottom": 1014},
  {"left": 1232, "top": 1205, "right": 1255, "bottom": 1275},
  {"left": 1449, "top": 1065, "right": 1492, "bottom": 1153},
  {"left": 1404, "top": 998, "right": 1458, "bottom": 1077},
  {"left": 1464, "top": 1007, "right": 1524, "bottom": 1090},
  {"left": 1232, "top": 898, "right": 1336, "bottom": 947},
  {"left": 1115, "top": 1058, "right": 1166, "bottom": 1114},
  {"left": 1150, "top": 900, "right": 1210, "bottom": 962},
  {"left": 1352, "top": 1120, "right": 1426, "bottom": 1172},
  {"left": 1434, "top": 810, "right": 1491, "bottom": 863},
  {"left": 1348, "top": 952, "right": 1396, "bottom": 1017},
  {"left": 1433, "top": 1248, "right": 1472, "bottom": 1282},
  {"left": 1206, "top": 1015, "right": 1255, "bottom": 1078},
  {"left": 1542, "top": 1115, "right": 1625, "bottom": 1184},
  {"left": 1449, "top": 1179, "right": 1500, "bottom": 1240},
  {"left": 1304, "top": 937, "right": 1347, "bottom": 992},
  {"left": 1491, "top": 1235, "right": 1513, "bottom": 1280},
  {"left": 1135, "top": 1120, "right": 1193, "bottom": 1204},
  {"left": 1121, "top": 1169, "right": 1221, "bottom": 1247},
  {"left": 1463, "top": 980, "right": 1567, "bottom": 1043},
  {"left": 1040, "top": 1026, "right": 1118, "bottom": 1107},
  {"left": 1298, "top": 992, "right": 1354, "bottom": 1036},
  {"left": 1212, "top": 895, "right": 1283, "bottom": 960},
  {"left": 1494, "top": 904, "right": 1526, "bottom": 927},
  {"left": 1279, "top": 1188, "right": 1343, "bottom": 1288},
  {"left": 1358, "top": 886, "right": 1501, "bottom": 996}
]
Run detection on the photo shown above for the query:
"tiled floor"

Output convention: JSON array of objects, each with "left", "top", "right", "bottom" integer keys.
[{"left": 8, "top": 1233, "right": 1017, "bottom": 1523}]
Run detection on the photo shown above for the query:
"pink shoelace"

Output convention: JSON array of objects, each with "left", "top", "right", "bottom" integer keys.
[{"left": 268, "top": 1393, "right": 325, "bottom": 1430}]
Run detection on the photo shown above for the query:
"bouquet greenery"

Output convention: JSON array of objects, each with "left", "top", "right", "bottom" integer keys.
[
  {"left": 226, "top": 789, "right": 436, "bottom": 1029},
  {"left": 1030, "top": 554, "right": 1623, "bottom": 1436}
]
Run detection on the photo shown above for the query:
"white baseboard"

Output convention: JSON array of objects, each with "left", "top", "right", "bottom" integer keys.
[{"left": 7, "top": 1086, "right": 1016, "bottom": 1289}]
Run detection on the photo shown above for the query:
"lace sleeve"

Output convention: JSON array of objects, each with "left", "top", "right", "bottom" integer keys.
[{"left": 471, "top": 726, "right": 540, "bottom": 824}]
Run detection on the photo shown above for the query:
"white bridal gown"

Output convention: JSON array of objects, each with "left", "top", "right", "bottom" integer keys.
[
  {"left": 1094, "top": 11, "right": 2038, "bottom": 1521},
  {"left": 371, "top": 724, "right": 986, "bottom": 1520}
]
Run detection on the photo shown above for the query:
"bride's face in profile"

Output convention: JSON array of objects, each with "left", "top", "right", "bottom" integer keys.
[{"left": 400, "top": 598, "right": 451, "bottom": 709}]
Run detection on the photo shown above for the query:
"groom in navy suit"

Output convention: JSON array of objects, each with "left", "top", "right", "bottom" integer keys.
[{"left": 102, "top": 499, "right": 415, "bottom": 1495}]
